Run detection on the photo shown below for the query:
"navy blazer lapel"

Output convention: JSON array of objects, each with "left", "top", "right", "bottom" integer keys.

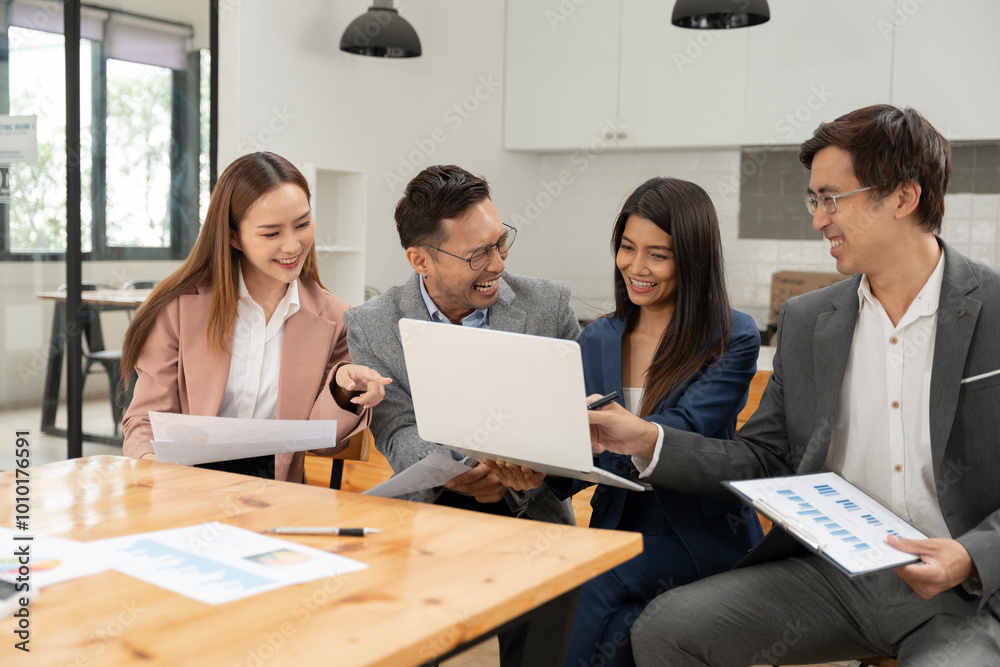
[
  {"left": 487, "top": 275, "right": 527, "bottom": 333},
  {"left": 930, "top": 244, "right": 981, "bottom": 470},
  {"left": 601, "top": 317, "right": 626, "bottom": 399},
  {"left": 806, "top": 279, "right": 860, "bottom": 470}
]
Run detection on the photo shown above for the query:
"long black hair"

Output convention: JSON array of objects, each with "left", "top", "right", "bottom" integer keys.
[{"left": 610, "top": 177, "right": 732, "bottom": 417}]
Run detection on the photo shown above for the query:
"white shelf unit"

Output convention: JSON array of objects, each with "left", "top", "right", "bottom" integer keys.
[{"left": 302, "top": 164, "right": 366, "bottom": 306}]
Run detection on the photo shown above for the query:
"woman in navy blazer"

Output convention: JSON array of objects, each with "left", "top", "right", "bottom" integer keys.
[{"left": 489, "top": 178, "right": 764, "bottom": 667}]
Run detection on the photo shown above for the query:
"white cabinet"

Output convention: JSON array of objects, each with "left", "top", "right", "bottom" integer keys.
[
  {"left": 743, "top": 0, "right": 894, "bottom": 146},
  {"left": 504, "top": 0, "right": 748, "bottom": 150},
  {"left": 503, "top": 0, "right": 620, "bottom": 151},
  {"left": 891, "top": 0, "right": 1000, "bottom": 141},
  {"left": 505, "top": 0, "right": 1000, "bottom": 151},
  {"left": 619, "top": 0, "right": 748, "bottom": 148},
  {"left": 302, "top": 164, "right": 366, "bottom": 306}
]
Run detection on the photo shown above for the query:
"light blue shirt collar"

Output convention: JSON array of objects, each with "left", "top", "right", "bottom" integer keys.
[{"left": 418, "top": 273, "right": 489, "bottom": 329}]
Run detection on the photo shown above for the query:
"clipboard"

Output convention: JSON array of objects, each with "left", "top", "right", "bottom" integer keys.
[{"left": 725, "top": 472, "right": 928, "bottom": 578}]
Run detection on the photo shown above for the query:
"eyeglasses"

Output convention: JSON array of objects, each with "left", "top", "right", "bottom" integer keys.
[
  {"left": 420, "top": 224, "right": 517, "bottom": 271},
  {"left": 804, "top": 185, "right": 883, "bottom": 215}
]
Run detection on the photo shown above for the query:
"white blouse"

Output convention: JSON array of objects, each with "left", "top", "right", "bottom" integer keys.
[
  {"left": 217, "top": 269, "right": 300, "bottom": 420},
  {"left": 622, "top": 387, "right": 644, "bottom": 415}
]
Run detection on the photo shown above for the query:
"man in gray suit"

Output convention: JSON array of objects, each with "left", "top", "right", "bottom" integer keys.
[
  {"left": 587, "top": 105, "right": 1000, "bottom": 665},
  {"left": 345, "top": 164, "right": 579, "bottom": 525}
]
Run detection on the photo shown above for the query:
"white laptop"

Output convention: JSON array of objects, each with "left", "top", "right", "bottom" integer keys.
[{"left": 399, "top": 318, "right": 645, "bottom": 492}]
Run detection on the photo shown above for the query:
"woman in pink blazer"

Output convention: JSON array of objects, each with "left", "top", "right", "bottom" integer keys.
[{"left": 121, "top": 152, "right": 389, "bottom": 482}]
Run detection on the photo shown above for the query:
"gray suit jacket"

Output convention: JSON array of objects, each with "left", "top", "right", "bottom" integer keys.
[
  {"left": 344, "top": 272, "right": 581, "bottom": 524},
  {"left": 644, "top": 241, "right": 1000, "bottom": 616}
]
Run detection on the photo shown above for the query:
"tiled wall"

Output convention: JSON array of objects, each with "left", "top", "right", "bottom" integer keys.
[{"left": 525, "top": 149, "right": 1000, "bottom": 329}]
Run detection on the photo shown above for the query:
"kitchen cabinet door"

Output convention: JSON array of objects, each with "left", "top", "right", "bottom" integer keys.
[
  {"left": 503, "top": 0, "right": 621, "bottom": 150},
  {"left": 743, "top": 0, "right": 894, "bottom": 146},
  {"left": 618, "top": 0, "right": 749, "bottom": 148},
  {"left": 891, "top": 0, "right": 1000, "bottom": 141}
]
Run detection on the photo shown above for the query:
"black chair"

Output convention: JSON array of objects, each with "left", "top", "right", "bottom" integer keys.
[
  {"left": 59, "top": 282, "right": 128, "bottom": 435},
  {"left": 122, "top": 279, "right": 157, "bottom": 320}
]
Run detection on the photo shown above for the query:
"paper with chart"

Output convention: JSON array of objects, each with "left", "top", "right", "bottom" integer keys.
[
  {"left": 92, "top": 522, "right": 367, "bottom": 605},
  {"left": 150, "top": 412, "right": 338, "bottom": 465},
  {"left": 726, "top": 472, "right": 928, "bottom": 576},
  {"left": 0, "top": 528, "right": 109, "bottom": 588}
]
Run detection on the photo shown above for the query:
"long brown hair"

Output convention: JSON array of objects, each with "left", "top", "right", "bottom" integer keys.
[
  {"left": 120, "top": 152, "right": 324, "bottom": 385},
  {"left": 610, "top": 178, "right": 732, "bottom": 417}
]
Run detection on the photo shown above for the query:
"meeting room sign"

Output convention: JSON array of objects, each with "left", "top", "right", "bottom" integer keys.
[{"left": 0, "top": 115, "right": 38, "bottom": 204}]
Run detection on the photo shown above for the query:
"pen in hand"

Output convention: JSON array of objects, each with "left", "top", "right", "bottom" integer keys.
[
  {"left": 268, "top": 527, "right": 381, "bottom": 536},
  {"left": 587, "top": 391, "right": 619, "bottom": 411}
]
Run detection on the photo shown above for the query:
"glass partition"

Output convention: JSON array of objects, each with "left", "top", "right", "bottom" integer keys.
[{"left": 0, "top": 0, "right": 212, "bottom": 469}]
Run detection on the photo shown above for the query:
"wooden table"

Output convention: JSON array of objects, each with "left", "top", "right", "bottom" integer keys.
[
  {"left": 36, "top": 289, "right": 152, "bottom": 450},
  {"left": 0, "top": 456, "right": 642, "bottom": 666}
]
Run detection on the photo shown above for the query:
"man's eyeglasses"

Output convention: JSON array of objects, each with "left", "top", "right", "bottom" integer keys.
[
  {"left": 420, "top": 224, "right": 517, "bottom": 271},
  {"left": 804, "top": 185, "right": 883, "bottom": 216}
]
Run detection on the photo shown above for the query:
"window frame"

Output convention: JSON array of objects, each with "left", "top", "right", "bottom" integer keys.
[{"left": 0, "top": 10, "right": 207, "bottom": 262}]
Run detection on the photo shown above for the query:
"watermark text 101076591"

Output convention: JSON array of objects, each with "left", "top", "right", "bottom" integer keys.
[{"left": 11, "top": 430, "right": 32, "bottom": 652}]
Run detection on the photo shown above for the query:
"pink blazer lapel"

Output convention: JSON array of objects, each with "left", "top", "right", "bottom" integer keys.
[
  {"left": 177, "top": 292, "right": 230, "bottom": 417},
  {"left": 275, "top": 288, "right": 337, "bottom": 483},
  {"left": 277, "top": 304, "right": 337, "bottom": 420}
]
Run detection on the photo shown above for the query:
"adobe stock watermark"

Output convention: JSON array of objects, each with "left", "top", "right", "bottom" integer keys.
[
  {"left": 672, "top": 29, "right": 724, "bottom": 72},
  {"left": 508, "top": 117, "right": 618, "bottom": 230},
  {"left": 383, "top": 74, "right": 502, "bottom": 191},
  {"left": 583, "top": 576, "right": 678, "bottom": 667},
  {"left": 748, "top": 618, "right": 810, "bottom": 665},
  {"left": 417, "top": 608, "right": 474, "bottom": 662},
  {"left": 453, "top": 406, "right": 511, "bottom": 451},
  {"left": 234, "top": 573, "right": 351, "bottom": 667},
  {"left": 237, "top": 107, "right": 296, "bottom": 154},
  {"left": 717, "top": 85, "right": 835, "bottom": 197},
  {"left": 878, "top": 0, "right": 933, "bottom": 39},
  {"left": 545, "top": 0, "right": 589, "bottom": 31}
]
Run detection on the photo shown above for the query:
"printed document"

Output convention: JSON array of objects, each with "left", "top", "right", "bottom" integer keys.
[
  {"left": 149, "top": 412, "right": 338, "bottom": 465},
  {"left": 727, "top": 472, "right": 928, "bottom": 576},
  {"left": 362, "top": 452, "right": 471, "bottom": 498},
  {"left": 93, "top": 522, "right": 367, "bottom": 605}
]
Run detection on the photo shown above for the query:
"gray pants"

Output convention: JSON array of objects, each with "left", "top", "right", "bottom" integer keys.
[{"left": 631, "top": 554, "right": 1000, "bottom": 666}]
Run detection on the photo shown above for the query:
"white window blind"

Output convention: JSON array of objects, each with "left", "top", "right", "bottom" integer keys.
[
  {"left": 9, "top": 0, "right": 193, "bottom": 70},
  {"left": 10, "top": 0, "right": 107, "bottom": 41}
]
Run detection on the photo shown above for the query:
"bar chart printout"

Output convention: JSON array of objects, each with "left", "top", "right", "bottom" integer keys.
[
  {"left": 726, "top": 472, "right": 928, "bottom": 576},
  {"left": 92, "top": 522, "right": 368, "bottom": 604}
]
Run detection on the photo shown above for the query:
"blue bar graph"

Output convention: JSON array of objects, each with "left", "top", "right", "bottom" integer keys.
[
  {"left": 835, "top": 498, "right": 861, "bottom": 511},
  {"left": 813, "top": 484, "right": 839, "bottom": 496}
]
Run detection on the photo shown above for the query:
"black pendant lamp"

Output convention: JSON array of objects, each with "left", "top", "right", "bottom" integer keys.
[
  {"left": 672, "top": 0, "right": 770, "bottom": 29},
  {"left": 340, "top": 0, "right": 421, "bottom": 58}
]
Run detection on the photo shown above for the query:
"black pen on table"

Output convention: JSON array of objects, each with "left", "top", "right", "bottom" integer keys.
[
  {"left": 268, "top": 527, "right": 380, "bottom": 536},
  {"left": 586, "top": 391, "right": 619, "bottom": 411}
]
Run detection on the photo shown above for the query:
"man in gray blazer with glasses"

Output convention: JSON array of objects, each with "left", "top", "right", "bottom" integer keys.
[
  {"left": 588, "top": 105, "right": 1000, "bottom": 666},
  {"left": 345, "top": 165, "right": 579, "bottom": 526}
]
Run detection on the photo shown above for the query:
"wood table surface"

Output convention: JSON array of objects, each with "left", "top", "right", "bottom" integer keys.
[
  {"left": 0, "top": 456, "right": 642, "bottom": 666},
  {"left": 36, "top": 288, "right": 153, "bottom": 307}
]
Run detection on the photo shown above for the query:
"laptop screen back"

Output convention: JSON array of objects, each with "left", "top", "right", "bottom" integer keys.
[{"left": 399, "top": 318, "right": 593, "bottom": 471}]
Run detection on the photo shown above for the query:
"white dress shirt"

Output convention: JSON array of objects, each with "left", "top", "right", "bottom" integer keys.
[
  {"left": 217, "top": 269, "right": 300, "bottom": 420},
  {"left": 825, "top": 252, "right": 951, "bottom": 538}
]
